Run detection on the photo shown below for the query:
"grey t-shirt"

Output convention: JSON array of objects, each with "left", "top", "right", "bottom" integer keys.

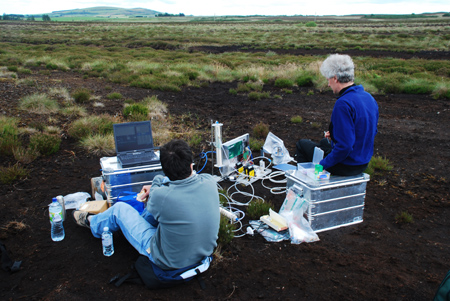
[{"left": 146, "top": 173, "right": 220, "bottom": 270}]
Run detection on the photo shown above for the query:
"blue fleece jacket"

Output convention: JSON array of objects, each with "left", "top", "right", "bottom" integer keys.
[{"left": 320, "top": 85, "right": 378, "bottom": 170}]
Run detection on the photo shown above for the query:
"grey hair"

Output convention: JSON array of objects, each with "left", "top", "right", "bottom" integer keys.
[{"left": 320, "top": 54, "right": 355, "bottom": 83}]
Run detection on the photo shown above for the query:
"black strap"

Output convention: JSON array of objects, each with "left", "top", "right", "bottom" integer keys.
[
  {"left": 110, "top": 270, "right": 144, "bottom": 287},
  {"left": 0, "top": 241, "right": 22, "bottom": 273},
  {"left": 195, "top": 268, "right": 206, "bottom": 290}
]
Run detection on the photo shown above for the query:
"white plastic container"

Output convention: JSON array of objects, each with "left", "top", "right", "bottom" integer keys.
[{"left": 285, "top": 169, "right": 370, "bottom": 233}]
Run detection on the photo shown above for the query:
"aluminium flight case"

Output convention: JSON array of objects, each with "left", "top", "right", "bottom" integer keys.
[
  {"left": 100, "top": 155, "right": 164, "bottom": 203},
  {"left": 285, "top": 169, "right": 370, "bottom": 233}
]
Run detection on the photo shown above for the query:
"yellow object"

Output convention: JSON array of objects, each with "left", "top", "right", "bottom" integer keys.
[
  {"left": 248, "top": 166, "right": 255, "bottom": 178},
  {"left": 79, "top": 200, "right": 108, "bottom": 214},
  {"left": 260, "top": 209, "right": 288, "bottom": 232}
]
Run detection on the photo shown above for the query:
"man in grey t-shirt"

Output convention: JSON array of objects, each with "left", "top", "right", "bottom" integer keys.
[{"left": 74, "top": 139, "right": 220, "bottom": 272}]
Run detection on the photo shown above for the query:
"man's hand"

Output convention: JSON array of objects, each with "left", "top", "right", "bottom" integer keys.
[
  {"left": 324, "top": 131, "right": 331, "bottom": 143},
  {"left": 137, "top": 185, "right": 152, "bottom": 203}
]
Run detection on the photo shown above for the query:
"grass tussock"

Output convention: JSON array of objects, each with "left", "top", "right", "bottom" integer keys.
[
  {"left": 432, "top": 82, "right": 450, "bottom": 99},
  {"left": 142, "top": 96, "right": 167, "bottom": 119},
  {"left": 79, "top": 133, "right": 115, "bottom": 156},
  {"left": 291, "top": 115, "right": 303, "bottom": 123},
  {"left": 29, "top": 133, "right": 61, "bottom": 156},
  {"left": 72, "top": 88, "right": 91, "bottom": 104},
  {"left": 247, "top": 199, "right": 273, "bottom": 219},
  {"left": 395, "top": 211, "right": 414, "bottom": 224},
  {"left": 249, "top": 138, "right": 264, "bottom": 152},
  {"left": 0, "top": 164, "right": 29, "bottom": 184},
  {"left": 19, "top": 93, "right": 59, "bottom": 114},
  {"left": 48, "top": 87, "right": 73, "bottom": 104},
  {"left": 189, "top": 133, "right": 203, "bottom": 149},
  {"left": 253, "top": 122, "right": 269, "bottom": 139},
  {"left": 13, "top": 146, "right": 40, "bottom": 164},
  {"left": 60, "top": 105, "right": 87, "bottom": 117},
  {"left": 0, "top": 116, "right": 20, "bottom": 156},
  {"left": 217, "top": 215, "right": 235, "bottom": 247},
  {"left": 365, "top": 155, "right": 393, "bottom": 176},
  {"left": 68, "top": 115, "right": 116, "bottom": 140},
  {"left": 123, "top": 103, "right": 149, "bottom": 121},
  {"left": 248, "top": 91, "right": 270, "bottom": 101},
  {"left": 16, "top": 78, "right": 37, "bottom": 86},
  {"left": 107, "top": 92, "right": 123, "bottom": 100}
]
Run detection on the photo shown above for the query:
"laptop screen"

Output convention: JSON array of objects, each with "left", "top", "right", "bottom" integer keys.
[{"left": 113, "top": 121, "right": 154, "bottom": 153}]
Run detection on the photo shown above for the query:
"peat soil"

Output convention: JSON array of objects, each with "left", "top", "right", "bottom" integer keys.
[{"left": 0, "top": 62, "right": 450, "bottom": 300}]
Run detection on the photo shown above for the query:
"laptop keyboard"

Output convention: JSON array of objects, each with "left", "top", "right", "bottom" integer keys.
[{"left": 121, "top": 152, "right": 157, "bottom": 161}]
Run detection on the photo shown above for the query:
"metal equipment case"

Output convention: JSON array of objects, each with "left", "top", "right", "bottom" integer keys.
[
  {"left": 100, "top": 156, "right": 164, "bottom": 202},
  {"left": 285, "top": 169, "right": 370, "bottom": 233}
]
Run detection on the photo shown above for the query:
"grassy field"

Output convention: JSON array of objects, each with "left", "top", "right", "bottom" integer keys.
[{"left": 1, "top": 18, "right": 450, "bottom": 99}]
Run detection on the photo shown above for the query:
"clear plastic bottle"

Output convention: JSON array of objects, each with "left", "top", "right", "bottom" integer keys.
[
  {"left": 49, "top": 199, "right": 65, "bottom": 241},
  {"left": 49, "top": 197, "right": 64, "bottom": 222},
  {"left": 102, "top": 227, "right": 114, "bottom": 256}
]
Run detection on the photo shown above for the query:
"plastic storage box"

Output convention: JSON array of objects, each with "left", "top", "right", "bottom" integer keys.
[
  {"left": 285, "top": 169, "right": 370, "bottom": 233},
  {"left": 100, "top": 156, "right": 164, "bottom": 202}
]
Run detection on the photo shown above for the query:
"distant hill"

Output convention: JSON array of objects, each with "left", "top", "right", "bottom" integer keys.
[{"left": 50, "top": 6, "right": 161, "bottom": 18}]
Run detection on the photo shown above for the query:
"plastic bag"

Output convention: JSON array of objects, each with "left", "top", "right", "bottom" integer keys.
[
  {"left": 116, "top": 191, "right": 145, "bottom": 214},
  {"left": 279, "top": 185, "right": 319, "bottom": 244},
  {"left": 282, "top": 211, "right": 319, "bottom": 244},
  {"left": 249, "top": 220, "right": 290, "bottom": 242},
  {"left": 262, "top": 132, "right": 294, "bottom": 165},
  {"left": 64, "top": 192, "right": 91, "bottom": 210}
]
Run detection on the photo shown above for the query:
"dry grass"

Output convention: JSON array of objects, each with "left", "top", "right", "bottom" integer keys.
[
  {"left": 79, "top": 133, "right": 115, "bottom": 156},
  {"left": 13, "top": 146, "right": 40, "bottom": 164},
  {"left": 19, "top": 93, "right": 59, "bottom": 114},
  {"left": 0, "top": 221, "right": 29, "bottom": 239}
]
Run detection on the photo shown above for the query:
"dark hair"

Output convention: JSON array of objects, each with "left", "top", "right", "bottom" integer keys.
[{"left": 160, "top": 139, "right": 193, "bottom": 181}]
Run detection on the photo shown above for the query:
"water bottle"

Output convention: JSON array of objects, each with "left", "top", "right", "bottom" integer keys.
[
  {"left": 102, "top": 227, "right": 114, "bottom": 256},
  {"left": 51, "top": 215, "right": 65, "bottom": 241},
  {"left": 49, "top": 197, "right": 64, "bottom": 222},
  {"left": 49, "top": 198, "right": 65, "bottom": 241}
]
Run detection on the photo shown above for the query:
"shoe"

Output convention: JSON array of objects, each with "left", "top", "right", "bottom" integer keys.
[{"left": 73, "top": 210, "right": 90, "bottom": 228}]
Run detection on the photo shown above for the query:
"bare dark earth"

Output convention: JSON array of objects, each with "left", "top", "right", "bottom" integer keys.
[{"left": 0, "top": 58, "right": 449, "bottom": 300}]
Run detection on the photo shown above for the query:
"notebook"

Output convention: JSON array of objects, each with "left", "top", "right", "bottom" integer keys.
[{"left": 113, "top": 121, "right": 160, "bottom": 168}]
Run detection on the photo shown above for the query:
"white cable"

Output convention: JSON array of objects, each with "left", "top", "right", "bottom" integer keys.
[
  {"left": 226, "top": 181, "right": 265, "bottom": 206},
  {"left": 268, "top": 171, "right": 287, "bottom": 183},
  {"left": 216, "top": 182, "right": 223, "bottom": 191},
  {"left": 261, "top": 171, "right": 287, "bottom": 194}
]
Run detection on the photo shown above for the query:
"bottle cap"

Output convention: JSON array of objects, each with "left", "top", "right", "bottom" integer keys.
[
  {"left": 52, "top": 197, "right": 58, "bottom": 203},
  {"left": 103, "top": 227, "right": 109, "bottom": 232}
]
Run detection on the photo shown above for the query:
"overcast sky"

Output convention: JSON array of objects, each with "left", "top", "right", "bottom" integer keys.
[{"left": 1, "top": 0, "right": 449, "bottom": 16}]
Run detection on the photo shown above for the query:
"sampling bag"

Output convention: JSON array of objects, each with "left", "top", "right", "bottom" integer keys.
[
  {"left": 279, "top": 185, "right": 319, "bottom": 244},
  {"left": 262, "top": 132, "right": 293, "bottom": 165}
]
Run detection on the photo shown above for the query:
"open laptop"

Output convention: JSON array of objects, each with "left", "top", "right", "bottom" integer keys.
[{"left": 113, "top": 121, "right": 160, "bottom": 168}]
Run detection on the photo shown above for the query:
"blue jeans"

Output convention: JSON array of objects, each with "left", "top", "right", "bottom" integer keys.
[{"left": 89, "top": 202, "right": 157, "bottom": 259}]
